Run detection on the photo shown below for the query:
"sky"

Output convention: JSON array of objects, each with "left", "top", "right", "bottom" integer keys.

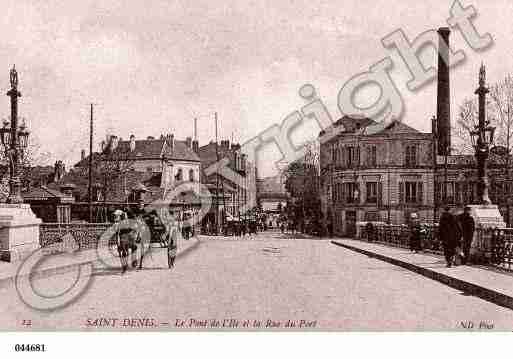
[{"left": 0, "top": 0, "right": 512, "bottom": 177}]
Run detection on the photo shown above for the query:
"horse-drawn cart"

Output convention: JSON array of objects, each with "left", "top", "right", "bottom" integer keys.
[{"left": 144, "top": 212, "right": 177, "bottom": 269}]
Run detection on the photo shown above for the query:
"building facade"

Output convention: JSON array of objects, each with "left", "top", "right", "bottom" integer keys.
[
  {"left": 320, "top": 116, "right": 435, "bottom": 236},
  {"left": 198, "top": 139, "right": 258, "bottom": 226},
  {"left": 320, "top": 116, "right": 513, "bottom": 236}
]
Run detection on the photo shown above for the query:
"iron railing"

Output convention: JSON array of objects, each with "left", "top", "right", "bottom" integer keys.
[
  {"left": 39, "top": 223, "right": 112, "bottom": 251},
  {"left": 361, "top": 223, "right": 442, "bottom": 254},
  {"left": 480, "top": 228, "right": 513, "bottom": 271},
  {"left": 360, "top": 223, "right": 513, "bottom": 271}
]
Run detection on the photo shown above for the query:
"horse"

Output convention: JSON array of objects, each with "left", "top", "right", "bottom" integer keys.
[{"left": 111, "top": 210, "right": 152, "bottom": 273}]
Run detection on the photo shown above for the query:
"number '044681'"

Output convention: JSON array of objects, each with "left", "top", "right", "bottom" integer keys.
[{"left": 14, "top": 344, "right": 46, "bottom": 352}]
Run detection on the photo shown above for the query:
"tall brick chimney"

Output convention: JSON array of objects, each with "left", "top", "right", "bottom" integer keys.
[{"left": 436, "top": 27, "right": 451, "bottom": 156}]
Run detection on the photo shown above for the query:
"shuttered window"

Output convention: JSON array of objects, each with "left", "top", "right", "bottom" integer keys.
[
  {"left": 400, "top": 181, "right": 423, "bottom": 203},
  {"left": 366, "top": 182, "right": 378, "bottom": 203}
]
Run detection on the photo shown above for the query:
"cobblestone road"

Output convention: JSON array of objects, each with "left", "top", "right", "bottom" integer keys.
[{"left": 1, "top": 232, "right": 513, "bottom": 330}]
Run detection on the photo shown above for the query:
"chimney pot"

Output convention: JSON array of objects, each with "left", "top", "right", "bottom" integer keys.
[
  {"left": 130, "top": 134, "right": 136, "bottom": 152},
  {"left": 110, "top": 135, "right": 119, "bottom": 151},
  {"left": 167, "top": 134, "right": 175, "bottom": 151},
  {"left": 81, "top": 149, "right": 85, "bottom": 160}
]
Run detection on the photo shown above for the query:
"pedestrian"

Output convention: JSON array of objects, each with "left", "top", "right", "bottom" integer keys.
[
  {"left": 241, "top": 221, "right": 247, "bottom": 236},
  {"left": 167, "top": 212, "right": 179, "bottom": 268},
  {"left": 112, "top": 209, "right": 131, "bottom": 273},
  {"left": 438, "top": 206, "right": 462, "bottom": 267},
  {"left": 458, "top": 206, "right": 475, "bottom": 265},
  {"left": 408, "top": 213, "right": 422, "bottom": 253}
]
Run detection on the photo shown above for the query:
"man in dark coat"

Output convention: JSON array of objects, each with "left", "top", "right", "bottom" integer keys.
[
  {"left": 458, "top": 206, "right": 475, "bottom": 265},
  {"left": 408, "top": 213, "right": 422, "bottom": 252},
  {"left": 438, "top": 206, "right": 462, "bottom": 267}
]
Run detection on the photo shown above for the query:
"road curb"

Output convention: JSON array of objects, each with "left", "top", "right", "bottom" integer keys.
[
  {"left": 0, "top": 238, "right": 200, "bottom": 288},
  {"left": 331, "top": 240, "right": 513, "bottom": 311}
]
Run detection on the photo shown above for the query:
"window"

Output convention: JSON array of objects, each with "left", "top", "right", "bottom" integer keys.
[
  {"left": 189, "top": 169, "right": 194, "bottom": 182},
  {"left": 175, "top": 168, "right": 183, "bottom": 181},
  {"left": 347, "top": 146, "right": 356, "bottom": 168},
  {"left": 344, "top": 182, "right": 359, "bottom": 203},
  {"left": 366, "top": 146, "right": 377, "bottom": 167},
  {"left": 366, "top": 182, "right": 378, "bottom": 203},
  {"left": 57, "top": 206, "right": 70, "bottom": 223},
  {"left": 446, "top": 182, "right": 454, "bottom": 203},
  {"left": 405, "top": 145, "right": 417, "bottom": 167},
  {"left": 455, "top": 182, "right": 462, "bottom": 204},
  {"left": 364, "top": 211, "right": 380, "bottom": 221},
  {"left": 400, "top": 181, "right": 423, "bottom": 204}
]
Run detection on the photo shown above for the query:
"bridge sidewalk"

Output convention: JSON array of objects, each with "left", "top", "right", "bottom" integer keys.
[
  {"left": 0, "top": 237, "right": 199, "bottom": 287},
  {"left": 332, "top": 238, "right": 513, "bottom": 310}
]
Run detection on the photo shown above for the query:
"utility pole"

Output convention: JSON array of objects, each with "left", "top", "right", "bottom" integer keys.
[
  {"left": 444, "top": 150, "right": 448, "bottom": 205},
  {"left": 218, "top": 113, "right": 227, "bottom": 234},
  {"left": 215, "top": 113, "right": 219, "bottom": 235},
  {"left": 88, "top": 103, "right": 93, "bottom": 223},
  {"left": 387, "top": 147, "right": 391, "bottom": 224}
]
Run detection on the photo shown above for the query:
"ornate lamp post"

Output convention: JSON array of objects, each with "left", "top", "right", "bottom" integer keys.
[
  {"left": 470, "top": 63, "right": 496, "bottom": 205},
  {"left": 0, "top": 66, "right": 41, "bottom": 263},
  {"left": 0, "top": 66, "right": 30, "bottom": 204}
]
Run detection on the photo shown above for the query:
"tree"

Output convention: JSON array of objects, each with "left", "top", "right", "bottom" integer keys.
[
  {"left": 95, "top": 142, "right": 136, "bottom": 203},
  {"left": 454, "top": 74, "right": 513, "bottom": 156},
  {"left": 489, "top": 74, "right": 513, "bottom": 165},
  {"left": 282, "top": 141, "right": 322, "bottom": 233},
  {"left": 453, "top": 98, "right": 480, "bottom": 155},
  {"left": 0, "top": 133, "right": 50, "bottom": 201}
]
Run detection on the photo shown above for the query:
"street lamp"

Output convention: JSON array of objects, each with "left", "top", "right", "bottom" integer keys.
[
  {"left": 0, "top": 118, "right": 30, "bottom": 150},
  {"left": 470, "top": 63, "right": 496, "bottom": 205},
  {"left": 0, "top": 66, "right": 30, "bottom": 204}
]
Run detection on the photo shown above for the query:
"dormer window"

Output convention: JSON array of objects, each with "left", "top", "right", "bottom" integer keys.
[{"left": 175, "top": 168, "right": 183, "bottom": 181}]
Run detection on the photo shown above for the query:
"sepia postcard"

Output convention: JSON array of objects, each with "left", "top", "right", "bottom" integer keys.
[{"left": 1, "top": 1, "right": 513, "bottom": 355}]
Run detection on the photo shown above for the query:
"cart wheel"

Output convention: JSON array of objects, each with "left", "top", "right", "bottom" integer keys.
[{"left": 160, "top": 232, "right": 169, "bottom": 248}]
